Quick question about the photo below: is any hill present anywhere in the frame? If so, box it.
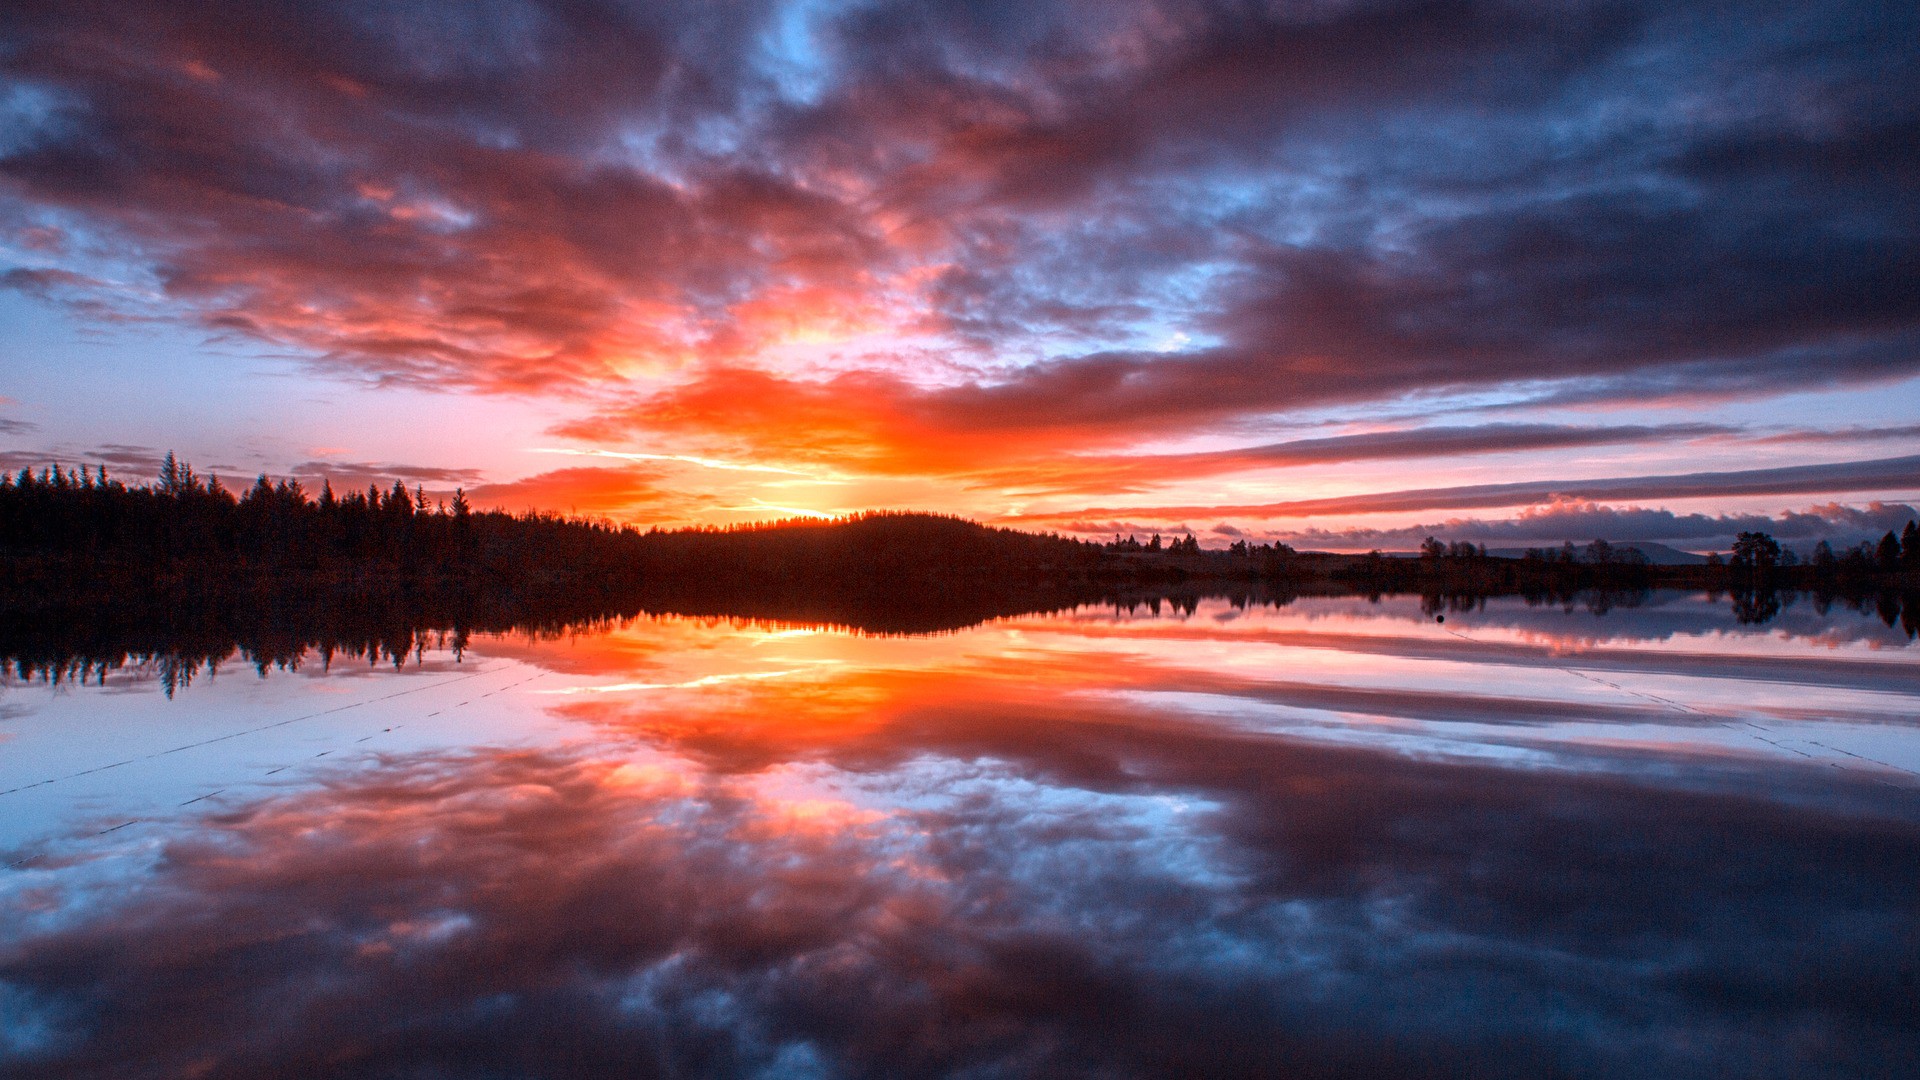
[1486,542,1709,566]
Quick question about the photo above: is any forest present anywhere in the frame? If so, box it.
[0,457,1189,638]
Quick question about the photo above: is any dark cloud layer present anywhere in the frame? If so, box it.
[0,443,169,476]
[976,421,1733,495]
[3,0,1916,457]
[0,447,492,493]
[1276,500,1920,552]
[284,459,485,492]
[1016,454,1920,523]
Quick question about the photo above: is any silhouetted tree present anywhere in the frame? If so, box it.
[1877,530,1901,571]
[1731,532,1781,580]
[1813,540,1837,573]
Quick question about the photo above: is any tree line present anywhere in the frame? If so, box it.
[0,455,653,606]
[5,456,1914,641]
[0,456,1167,634]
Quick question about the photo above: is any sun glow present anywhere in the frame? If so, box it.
[529,447,821,477]
[543,666,834,694]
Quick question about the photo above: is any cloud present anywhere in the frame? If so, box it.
[284,459,486,494]
[0,442,170,477]
[0,266,101,296]
[0,0,1912,464]
[1752,424,1920,445]
[972,422,1734,495]
[1007,454,1920,524]
[465,464,683,517]
[562,364,1736,482]
[1269,499,1920,552]
[1,0,884,391]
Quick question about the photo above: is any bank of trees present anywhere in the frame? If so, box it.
[0,456,652,606]
[1722,523,1920,585]
[0,457,1138,632]
[1809,523,1920,578]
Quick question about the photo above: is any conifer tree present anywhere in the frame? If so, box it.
[1877,530,1901,571]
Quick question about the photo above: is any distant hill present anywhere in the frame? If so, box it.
[1621,542,1712,565]
[1485,542,1709,565]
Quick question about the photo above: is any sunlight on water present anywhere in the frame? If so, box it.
[2,592,1917,1078]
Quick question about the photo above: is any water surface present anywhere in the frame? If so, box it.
[3,592,1917,1078]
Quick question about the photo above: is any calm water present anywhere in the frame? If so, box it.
[2,592,1917,1079]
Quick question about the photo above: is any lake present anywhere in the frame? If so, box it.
[2,590,1917,1078]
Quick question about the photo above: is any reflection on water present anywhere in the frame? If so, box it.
[2,593,1917,1078]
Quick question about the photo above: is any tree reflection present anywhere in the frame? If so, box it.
[1731,587,1783,625]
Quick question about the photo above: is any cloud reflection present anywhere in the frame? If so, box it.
[4,680,1917,1078]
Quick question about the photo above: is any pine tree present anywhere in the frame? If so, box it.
[1876,530,1901,571]
[1813,540,1836,571]
[160,452,182,496]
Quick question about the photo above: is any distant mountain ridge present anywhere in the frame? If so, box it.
[1326,542,1710,564]
[1486,542,1710,565]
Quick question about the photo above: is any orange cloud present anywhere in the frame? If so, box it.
[466,464,684,518]
[557,369,1739,496]
[552,368,1004,476]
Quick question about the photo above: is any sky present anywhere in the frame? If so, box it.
[0,0,1916,551]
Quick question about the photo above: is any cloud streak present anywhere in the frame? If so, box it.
[1270,500,1920,552]
[971,422,1734,495]
[1009,455,1920,524]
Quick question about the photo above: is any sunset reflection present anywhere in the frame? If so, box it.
[2,596,1917,1077]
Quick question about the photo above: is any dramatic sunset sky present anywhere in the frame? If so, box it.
[1,0,1915,551]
